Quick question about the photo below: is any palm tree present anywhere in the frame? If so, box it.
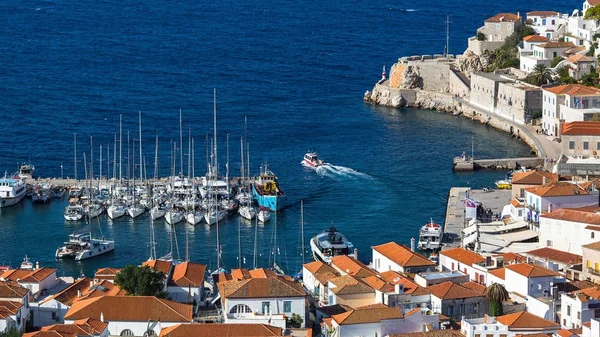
[486,282,509,316]
[526,64,553,86]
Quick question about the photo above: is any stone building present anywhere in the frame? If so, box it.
[468,13,522,55]
[496,82,542,124]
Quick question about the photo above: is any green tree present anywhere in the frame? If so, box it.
[550,56,563,68]
[286,313,304,329]
[476,31,486,41]
[2,327,22,337]
[114,265,167,297]
[486,283,509,316]
[585,5,600,20]
[525,64,553,86]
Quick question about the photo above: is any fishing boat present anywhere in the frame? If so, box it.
[302,152,324,168]
[0,173,27,208]
[251,166,286,212]
[18,164,35,180]
[64,204,84,221]
[310,227,354,264]
[20,255,34,270]
[417,219,443,251]
[31,183,52,204]
[52,187,66,198]
[55,232,114,261]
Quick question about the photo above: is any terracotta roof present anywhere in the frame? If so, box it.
[388,331,464,337]
[249,268,278,279]
[543,84,600,96]
[427,281,484,300]
[525,181,588,197]
[329,275,375,295]
[541,206,600,225]
[461,281,487,294]
[505,263,560,277]
[0,281,29,298]
[316,303,352,316]
[588,0,600,6]
[488,268,506,280]
[23,318,110,337]
[159,323,283,337]
[220,277,305,298]
[372,242,436,268]
[494,252,527,264]
[440,247,485,266]
[1,267,56,283]
[330,255,376,277]
[362,275,394,292]
[332,305,403,325]
[304,260,336,275]
[94,267,121,281]
[511,170,558,185]
[378,271,421,295]
[538,42,575,49]
[230,269,251,280]
[64,296,193,322]
[562,121,600,136]
[582,241,600,251]
[497,311,560,330]
[527,247,582,265]
[523,35,550,43]
[557,329,575,337]
[526,11,559,18]
[0,300,22,319]
[169,262,206,287]
[511,199,524,207]
[485,13,521,23]
[143,260,172,275]
[567,54,596,63]
[41,278,92,306]
[79,279,126,300]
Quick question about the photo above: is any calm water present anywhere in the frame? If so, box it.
[0,0,577,276]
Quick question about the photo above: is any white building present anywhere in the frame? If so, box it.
[542,84,600,137]
[439,247,487,283]
[371,242,436,274]
[503,263,564,297]
[166,262,206,306]
[561,286,600,329]
[219,277,306,329]
[0,267,58,297]
[302,261,340,307]
[461,311,560,337]
[526,11,566,39]
[0,301,26,333]
[64,296,192,337]
[582,317,600,337]
[520,42,574,74]
[539,206,600,255]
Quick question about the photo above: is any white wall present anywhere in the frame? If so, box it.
[526,295,554,321]
[372,250,404,273]
[439,255,482,282]
[539,216,600,255]
[167,285,201,304]
[67,319,183,337]
[224,297,305,328]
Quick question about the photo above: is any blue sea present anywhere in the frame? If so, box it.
[0,0,578,277]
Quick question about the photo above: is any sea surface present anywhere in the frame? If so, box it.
[0,0,578,277]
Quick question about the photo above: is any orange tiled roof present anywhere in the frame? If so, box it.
[249,268,278,279]
[557,329,575,337]
[567,54,596,63]
[78,279,126,301]
[527,11,559,18]
[427,281,484,300]
[25,318,109,337]
[159,323,283,337]
[231,268,251,280]
[330,255,376,277]
[562,121,600,136]
[94,267,121,281]
[494,252,527,264]
[332,305,403,325]
[362,275,394,292]
[372,242,436,268]
[0,281,29,298]
[538,42,575,49]
[488,268,506,280]
[169,262,206,287]
[143,260,172,275]
[511,170,558,185]
[511,199,524,207]
[526,247,582,265]
[497,311,559,330]
[388,331,464,337]
[220,277,305,298]
[541,206,600,225]
[525,181,588,197]
[505,263,560,277]
[64,296,193,322]
[485,13,521,22]
[440,247,485,266]
[378,271,421,295]
[1,267,56,283]
[41,278,93,306]
[329,275,375,295]
[0,301,23,319]
[582,241,600,251]
[543,84,600,96]
[523,35,550,43]
[461,281,487,294]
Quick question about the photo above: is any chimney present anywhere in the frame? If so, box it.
[77,289,82,298]
[100,312,104,322]
[548,203,552,213]
[354,248,358,261]
[35,261,39,270]
[90,281,93,288]
[543,176,547,185]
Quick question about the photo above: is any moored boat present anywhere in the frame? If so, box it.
[258,207,271,223]
[310,227,354,264]
[417,219,443,251]
[251,166,286,212]
[64,204,84,221]
[18,164,35,180]
[495,179,512,189]
[55,233,114,261]
[302,152,324,168]
[0,173,27,208]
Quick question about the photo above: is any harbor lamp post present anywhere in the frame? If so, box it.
[61,162,63,180]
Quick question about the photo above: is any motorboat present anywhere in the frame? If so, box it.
[495,180,512,189]
[0,173,27,208]
[18,164,35,180]
[20,255,34,270]
[31,183,52,204]
[302,152,324,168]
[64,204,84,221]
[310,227,354,264]
[258,207,271,223]
[68,184,84,198]
[417,219,443,251]
[55,233,114,261]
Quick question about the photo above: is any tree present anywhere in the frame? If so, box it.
[286,313,303,329]
[486,283,509,316]
[476,31,486,41]
[550,56,563,68]
[525,64,553,86]
[2,327,22,337]
[114,265,167,297]
[585,5,600,20]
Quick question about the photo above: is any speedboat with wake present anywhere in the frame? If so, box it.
[310,227,354,263]
[302,152,324,168]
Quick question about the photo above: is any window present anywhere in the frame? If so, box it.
[569,141,575,150]
[595,309,600,318]
[283,301,292,313]
[144,331,157,337]
[596,262,599,272]
[120,330,134,337]
[552,20,556,25]
[261,301,270,314]
[567,305,571,315]
[588,260,591,269]
[553,52,557,58]
[584,141,589,150]
[459,304,465,314]
[496,24,500,29]
[584,24,587,29]
[578,311,581,319]
[597,142,600,150]
[230,304,253,316]
[448,305,454,316]
[593,232,596,239]
[471,303,478,313]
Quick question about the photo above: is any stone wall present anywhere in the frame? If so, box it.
[467,38,503,56]
[448,69,470,98]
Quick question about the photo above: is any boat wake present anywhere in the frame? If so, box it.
[314,163,371,180]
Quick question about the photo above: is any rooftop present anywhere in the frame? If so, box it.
[169,262,206,287]
[142,259,172,275]
[505,263,560,278]
[330,255,376,278]
[543,84,600,96]
[440,247,485,266]
[523,35,550,43]
[497,311,560,330]
[219,277,305,299]
[511,170,558,185]
[427,281,484,300]
[541,205,600,225]
[331,305,403,325]
[159,323,283,337]
[562,121,600,136]
[372,242,436,268]
[526,247,582,265]
[485,13,521,23]
[538,42,576,49]
[526,11,559,18]
[525,181,588,197]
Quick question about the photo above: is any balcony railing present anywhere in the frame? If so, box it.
[588,267,600,276]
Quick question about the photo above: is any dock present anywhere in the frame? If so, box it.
[453,157,544,171]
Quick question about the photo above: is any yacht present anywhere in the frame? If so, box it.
[310,227,354,264]
[302,152,324,168]
[417,219,443,251]
[20,255,34,270]
[18,164,35,180]
[64,204,84,221]
[0,173,27,208]
[165,208,185,225]
[85,203,104,219]
[186,209,204,225]
[55,233,114,261]
[150,204,167,220]
[107,203,127,220]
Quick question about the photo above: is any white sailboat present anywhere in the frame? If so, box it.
[258,207,271,223]
[108,115,126,220]
[238,137,256,220]
[127,112,146,219]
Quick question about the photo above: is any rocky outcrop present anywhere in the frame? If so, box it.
[364,86,408,108]
[456,50,483,78]
[389,63,422,89]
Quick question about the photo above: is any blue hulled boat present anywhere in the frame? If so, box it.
[251,166,286,211]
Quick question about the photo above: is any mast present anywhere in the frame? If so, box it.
[192,138,195,179]
[99,144,102,191]
[154,133,159,181]
[214,88,221,270]
[253,211,258,269]
[226,133,230,194]
[119,114,122,183]
[238,217,242,269]
[113,133,117,182]
[301,200,305,265]
[127,131,130,184]
[179,109,183,176]
[139,112,143,186]
[74,133,77,180]
[445,14,452,57]
[90,136,93,187]
[188,127,191,179]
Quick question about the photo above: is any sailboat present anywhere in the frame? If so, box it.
[107,115,127,220]
[204,91,226,226]
[258,206,271,223]
[127,112,146,219]
[238,137,256,220]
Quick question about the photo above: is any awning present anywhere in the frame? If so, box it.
[496,230,539,243]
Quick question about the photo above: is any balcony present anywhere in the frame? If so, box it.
[588,267,600,276]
